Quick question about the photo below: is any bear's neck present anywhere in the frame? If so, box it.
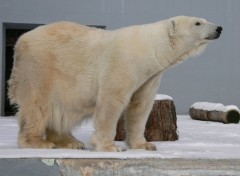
[153,34,206,70]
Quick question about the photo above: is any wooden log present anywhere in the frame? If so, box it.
[189,102,240,124]
[115,94,178,141]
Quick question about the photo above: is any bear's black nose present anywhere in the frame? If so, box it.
[216,26,223,33]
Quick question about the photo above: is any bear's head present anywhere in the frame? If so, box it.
[169,16,222,43]
[167,16,222,59]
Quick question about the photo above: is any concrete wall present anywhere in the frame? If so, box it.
[0,0,239,114]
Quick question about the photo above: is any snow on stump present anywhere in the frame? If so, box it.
[189,102,240,124]
[115,94,178,141]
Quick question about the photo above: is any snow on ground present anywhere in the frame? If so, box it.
[0,115,239,159]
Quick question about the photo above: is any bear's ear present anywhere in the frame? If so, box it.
[168,19,176,37]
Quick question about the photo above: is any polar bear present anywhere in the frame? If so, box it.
[8,16,222,151]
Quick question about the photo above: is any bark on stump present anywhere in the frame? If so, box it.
[115,99,178,141]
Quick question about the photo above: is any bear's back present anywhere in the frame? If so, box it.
[17,21,105,45]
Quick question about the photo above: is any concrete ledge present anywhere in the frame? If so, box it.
[1,158,240,176]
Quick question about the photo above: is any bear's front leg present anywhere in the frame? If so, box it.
[91,93,130,152]
[126,99,157,151]
[126,73,162,151]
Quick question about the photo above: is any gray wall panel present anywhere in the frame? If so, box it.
[0,0,239,114]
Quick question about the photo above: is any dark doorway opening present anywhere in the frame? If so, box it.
[2,23,42,116]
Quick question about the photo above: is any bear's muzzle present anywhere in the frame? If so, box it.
[206,26,223,40]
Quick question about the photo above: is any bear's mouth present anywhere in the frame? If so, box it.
[205,32,221,40]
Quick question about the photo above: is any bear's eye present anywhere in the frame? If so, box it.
[195,22,201,26]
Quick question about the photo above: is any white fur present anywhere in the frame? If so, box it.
[8,16,221,151]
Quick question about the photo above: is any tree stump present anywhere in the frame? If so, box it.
[189,102,240,124]
[115,94,178,141]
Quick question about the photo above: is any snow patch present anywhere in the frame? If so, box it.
[155,94,173,101]
[1,116,240,159]
[191,102,239,112]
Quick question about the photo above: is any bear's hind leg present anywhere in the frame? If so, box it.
[18,106,56,149]
[46,129,85,149]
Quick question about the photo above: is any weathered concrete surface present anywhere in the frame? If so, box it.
[56,158,240,176]
[1,158,240,176]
